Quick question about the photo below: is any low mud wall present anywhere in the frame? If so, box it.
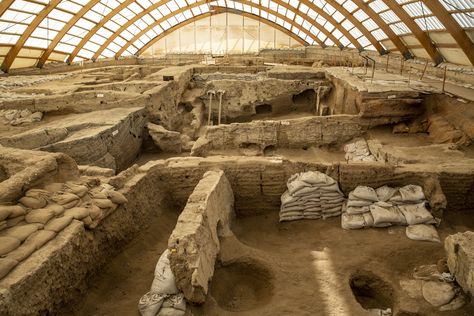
[0,163,172,315]
[168,170,234,303]
[191,115,371,156]
[116,156,473,215]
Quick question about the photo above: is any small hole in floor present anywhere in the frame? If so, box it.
[349,270,394,311]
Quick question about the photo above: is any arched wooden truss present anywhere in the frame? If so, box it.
[0,0,474,72]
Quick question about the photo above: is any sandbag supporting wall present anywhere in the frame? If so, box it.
[114,156,473,216]
[0,163,172,315]
[168,170,234,304]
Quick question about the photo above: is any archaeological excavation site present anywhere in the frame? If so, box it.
[1,1,474,316]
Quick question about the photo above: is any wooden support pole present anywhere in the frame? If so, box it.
[420,60,428,81]
[400,58,404,75]
[386,54,389,72]
[207,90,215,125]
[442,66,447,93]
[316,86,321,114]
[371,60,375,84]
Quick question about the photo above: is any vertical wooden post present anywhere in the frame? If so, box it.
[207,91,215,126]
[420,60,428,81]
[442,66,447,93]
[316,86,321,114]
[385,54,389,72]
[400,58,404,75]
[370,60,375,84]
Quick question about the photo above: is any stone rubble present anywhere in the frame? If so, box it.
[343,138,377,162]
[0,109,43,125]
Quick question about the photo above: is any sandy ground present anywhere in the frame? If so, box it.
[68,205,474,316]
[66,202,181,316]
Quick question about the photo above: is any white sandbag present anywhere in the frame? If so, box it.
[347,197,373,207]
[293,186,319,197]
[322,211,341,219]
[287,180,309,195]
[280,205,304,212]
[138,292,167,316]
[341,213,365,230]
[151,250,179,295]
[398,203,434,225]
[160,293,186,315]
[406,225,440,243]
[322,205,342,214]
[346,206,370,215]
[370,205,405,226]
[280,215,304,222]
[318,183,342,193]
[363,212,374,227]
[399,185,425,202]
[352,186,378,201]
[299,171,334,186]
[375,186,397,202]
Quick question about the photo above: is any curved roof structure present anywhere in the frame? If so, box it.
[0,0,473,72]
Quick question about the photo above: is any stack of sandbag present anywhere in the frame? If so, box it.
[341,185,440,241]
[138,250,186,316]
[280,171,345,222]
[344,138,376,162]
[0,179,129,280]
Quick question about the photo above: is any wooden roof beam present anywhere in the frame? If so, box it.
[352,0,412,59]
[1,0,61,73]
[381,0,443,65]
[422,0,474,65]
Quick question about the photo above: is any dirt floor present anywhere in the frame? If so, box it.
[66,205,474,316]
[65,202,181,316]
[194,210,474,316]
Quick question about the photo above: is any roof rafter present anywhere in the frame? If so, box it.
[421,0,474,65]
[324,0,385,54]
[137,6,306,55]
[351,0,412,59]
[115,1,324,57]
[381,0,443,65]
[37,0,102,68]
[94,0,360,61]
[1,0,61,72]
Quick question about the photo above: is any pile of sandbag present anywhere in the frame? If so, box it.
[341,185,440,241]
[0,109,43,125]
[280,171,345,222]
[344,138,376,162]
[0,179,128,280]
[138,250,186,316]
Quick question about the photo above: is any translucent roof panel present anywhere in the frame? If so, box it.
[0,0,473,70]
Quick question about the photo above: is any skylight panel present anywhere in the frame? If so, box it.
[453,13,474,28]
[121,29,135,40]
[84,10,104,23]
[276,16,285,26]
[106,42,121,52]
[379,10,400,24]
[368,0,388,13]
[339,37,350,46]
[277,5,286,16]
[199,3,210,12]
[299,3,309,13]
[0,34,20,44]
[0,22,26,34]
[302,20,312,31]
[372,29,387,40]
[113,36,127,46]
[104,20,121,32]
[269,1,278,12]
[343,0,358,13]
[160,20,171,30]
[415,16,444,31]
[39,19,65,31]
[76,18,95,30]
[24,37,49,48]
[62,33,82,45]
[332,28,343,39]
[56,42,75,53]
[1,10,35,24]
[92,3,112,16]
[295,15,303,25]
[307,8,317,20]
[135,19,149,30]
[353,9,369,21]
[288,0,298,8]
[31,27,58,39]
[150,10,163,20]
[128,2,143,14]
[90,34,106,45]
[268,13,277,22]
[97,27,113,38]
[10,0,44,14]
[251,7,259,15]
[358,36,370,47]
[349,27,362,38]
[158,4,171,16]
[389,22,410,35]
[56,1,82,13]
[191,7,201,15]
[316,32,326,41]
[142,14,154,25]
[325,38,334,46]
[341,19,354,30]
[167,1,179,12]
[403,1,432,17]
[362,18,377,31]
[332,11,345,23]
[286,10,295,20]
[78,49,94,59]
[324,3,336,15]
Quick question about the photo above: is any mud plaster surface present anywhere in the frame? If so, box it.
[66,203,180,316]
[194,210,474,316]
[67,208,474,316]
